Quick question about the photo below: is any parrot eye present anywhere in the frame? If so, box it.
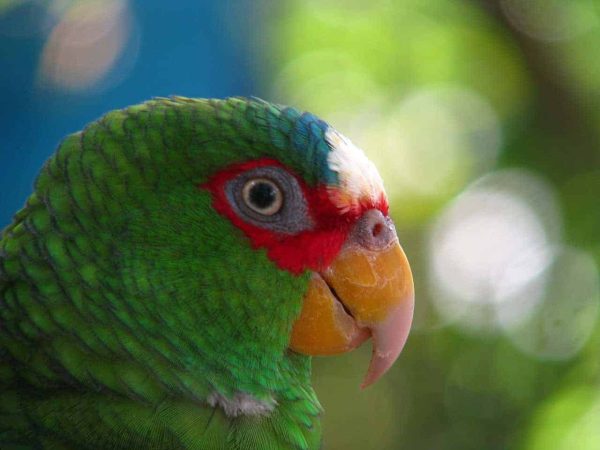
[225,165,313,234]
[242,178,283,216]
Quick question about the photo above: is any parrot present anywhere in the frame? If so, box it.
[0,97,414,449]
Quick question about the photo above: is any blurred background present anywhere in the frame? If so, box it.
[1,1,599,449]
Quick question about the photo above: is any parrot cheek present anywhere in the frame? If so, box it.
[289,237,415,388]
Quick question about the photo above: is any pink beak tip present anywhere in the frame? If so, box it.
[360,294,415,388]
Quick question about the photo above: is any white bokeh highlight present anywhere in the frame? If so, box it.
[38,0,138,92]
[429,169,561,332]
[429,168,600,360]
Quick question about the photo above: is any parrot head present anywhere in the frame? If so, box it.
[199,111,414,389]
[188,97,415,389]
[1,97,414,424]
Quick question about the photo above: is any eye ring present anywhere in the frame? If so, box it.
[241,178,283,216]
[224,165,313,233]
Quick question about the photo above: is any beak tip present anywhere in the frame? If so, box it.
[361,292,414,387]
[360,376,376,390]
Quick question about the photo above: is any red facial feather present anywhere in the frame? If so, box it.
[201,158,389,275]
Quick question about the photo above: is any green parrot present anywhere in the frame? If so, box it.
[0,97,414,449]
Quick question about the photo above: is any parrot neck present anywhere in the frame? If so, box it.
[205,352,319,417]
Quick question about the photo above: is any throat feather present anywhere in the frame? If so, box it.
[206,391,277,417]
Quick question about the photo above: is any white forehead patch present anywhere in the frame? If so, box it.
[325,127,387,213]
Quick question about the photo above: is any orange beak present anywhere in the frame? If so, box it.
[290,210,415,388]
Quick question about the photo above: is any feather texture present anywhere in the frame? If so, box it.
[1,98,333,449]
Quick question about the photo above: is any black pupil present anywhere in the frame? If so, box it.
[249,182,277,210]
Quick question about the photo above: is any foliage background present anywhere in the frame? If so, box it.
[1,1,599,449]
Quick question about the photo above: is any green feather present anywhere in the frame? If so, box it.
[0,98,327,449]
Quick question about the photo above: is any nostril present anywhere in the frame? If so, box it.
[372,222,383,238]
[351,209,397,251]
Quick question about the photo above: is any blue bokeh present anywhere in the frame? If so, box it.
[0,1,261,227]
